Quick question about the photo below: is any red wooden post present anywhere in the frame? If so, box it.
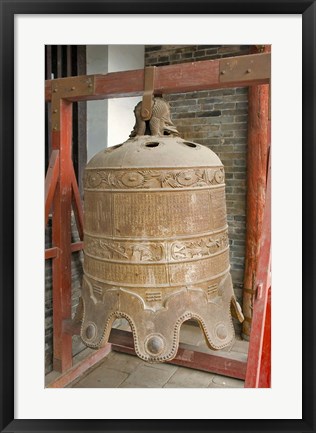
[258,287,271,388]
[242,46,271,339]
[257,119,272,388]
[244,155,271,388]
[51,96,74,372]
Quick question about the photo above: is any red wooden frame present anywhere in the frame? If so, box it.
[45,52,271,387]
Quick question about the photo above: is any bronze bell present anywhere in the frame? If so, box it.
[81,97,244,362]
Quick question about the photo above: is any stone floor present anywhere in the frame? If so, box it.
[66,322,248,389]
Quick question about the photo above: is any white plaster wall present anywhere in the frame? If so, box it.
[86,45,144,160]
[86,45,108,161]
[107,45,144,147]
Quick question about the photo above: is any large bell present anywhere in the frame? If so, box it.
[81,97,244,362]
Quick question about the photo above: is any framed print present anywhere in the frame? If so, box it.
[1,1,314,432]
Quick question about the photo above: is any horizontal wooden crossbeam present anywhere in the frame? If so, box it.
[45,242,83,261]
[45,52,271,102]
[110,329,247,380]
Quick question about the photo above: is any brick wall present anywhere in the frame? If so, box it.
[145,45,250,323]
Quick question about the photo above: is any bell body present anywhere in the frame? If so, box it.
[81,133,243,362]
[81,97,243,362]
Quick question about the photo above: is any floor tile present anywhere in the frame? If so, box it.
[73,367,128,388]
[208,374,244,388]
[99,351,143,374]
[163,368,214,388]
[119,364,176,388]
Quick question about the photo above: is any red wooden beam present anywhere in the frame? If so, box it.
[244,155,271,388]
[110,329,247,380]
[169,346,247,380]
[45,149,59,226]
[45,53,270,102]
[45,243,82,261]
[71,241,83,253]
[45,247,58,260]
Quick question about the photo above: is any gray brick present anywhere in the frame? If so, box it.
[214,103,236,110]
[170,98,197,107]
[181,52,193,59]
[234,159,246,166]
[218,45,242,54]
[235,94,248,101]
[205,47,221,55]
[235,114,248,122]
[234,172,246,180]
[198,97,222,104]
[194,50,207,58]
[236,102,248,109]
[236,87,248,94]
[234,130,248,139]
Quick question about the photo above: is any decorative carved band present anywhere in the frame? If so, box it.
[170,232,228,261]
[84,231,229,264]
[84,237,164,262]
[84,167,225,190]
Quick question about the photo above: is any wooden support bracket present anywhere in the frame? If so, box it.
[51,76,96,131]
[141,66,156,120]
[45,149,59,226]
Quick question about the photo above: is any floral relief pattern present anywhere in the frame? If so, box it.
[84,238,164,262]
[84,167,225,190]
[170,233,229,261]
[84,232,229,263]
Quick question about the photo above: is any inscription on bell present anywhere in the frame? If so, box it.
[84,192,112,234]
[113,190,213,237]
[210,188,227,229]
[84,256,168,286]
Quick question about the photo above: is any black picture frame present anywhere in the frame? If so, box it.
[0,1,314,432]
